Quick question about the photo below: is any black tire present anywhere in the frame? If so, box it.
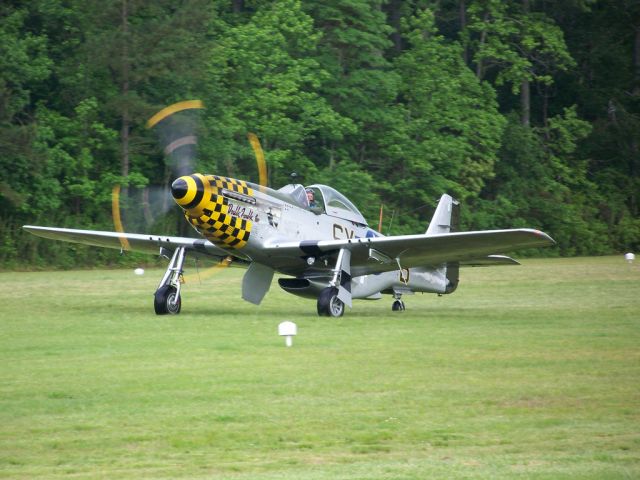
[317,287,344,317]
[392,300,405,312]
[154,285,181,315]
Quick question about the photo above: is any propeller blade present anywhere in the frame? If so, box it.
[111,185,131,250]
[148,100,205,179]
[183,255,233,283]
[146,100,204,129]
[247,132,268,188]
[112,100,206,234]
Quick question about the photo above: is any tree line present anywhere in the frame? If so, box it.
[1,0,638,267]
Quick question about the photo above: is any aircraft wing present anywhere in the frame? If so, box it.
[22,225,232,259]
[263,228,554,277]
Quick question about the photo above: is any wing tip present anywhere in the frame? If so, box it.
[22,225,44,234]
[529,229,556,246]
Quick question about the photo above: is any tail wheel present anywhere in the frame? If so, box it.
[317,287,344,317]
[154,285,181,315]
[392,299,405,312]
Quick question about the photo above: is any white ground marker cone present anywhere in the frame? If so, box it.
[278,321,297,347]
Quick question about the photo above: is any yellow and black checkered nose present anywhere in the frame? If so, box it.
[171,174,253,249]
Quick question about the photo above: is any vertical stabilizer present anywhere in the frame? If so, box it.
[426,194,459,235]
[426,195,461,294]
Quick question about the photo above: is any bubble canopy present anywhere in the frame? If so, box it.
[306,184,368,225]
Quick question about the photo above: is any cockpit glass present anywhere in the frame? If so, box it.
[277,184,308,208]
[277,183,367,225]
[306,184,367,225]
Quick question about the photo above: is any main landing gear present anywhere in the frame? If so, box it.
[317,287,345,317]
[316,248,351,318]
[154,247,186,315]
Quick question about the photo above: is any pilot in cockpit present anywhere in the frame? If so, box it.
[306,188,317,208]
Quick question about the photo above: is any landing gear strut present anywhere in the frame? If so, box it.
[316,248,351,317]
[154,247,186,315]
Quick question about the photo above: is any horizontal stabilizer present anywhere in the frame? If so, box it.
[460,255,520,267]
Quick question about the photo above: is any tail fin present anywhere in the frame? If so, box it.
[426,194,459,235]
[426,194,461,294]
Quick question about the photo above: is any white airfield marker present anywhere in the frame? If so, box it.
[278,321,297,347]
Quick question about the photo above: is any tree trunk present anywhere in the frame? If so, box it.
[329,141,335,171]
[633,25,640,96]
[232,0,244,14]
[541,84,549,128]
[460,0,468,64]
[389,0,402,54]
[631,140,638,216]
[632,25,640,215]
[475,11,489,79]
[521,79,530,126]
[121,0,130,179]
[520,0,530,126]
[121,114,129,178]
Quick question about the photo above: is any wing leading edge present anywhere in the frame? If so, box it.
[264,228,554,276]
[22,225,231,259]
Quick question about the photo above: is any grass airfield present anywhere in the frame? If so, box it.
[1,256,639,479]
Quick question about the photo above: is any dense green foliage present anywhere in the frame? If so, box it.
[1,0,638,266]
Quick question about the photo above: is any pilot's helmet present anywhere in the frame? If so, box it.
[306,188,314,199]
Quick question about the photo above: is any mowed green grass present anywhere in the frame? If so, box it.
[1,256,639,479]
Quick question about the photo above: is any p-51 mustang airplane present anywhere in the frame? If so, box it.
[24,173,555,317]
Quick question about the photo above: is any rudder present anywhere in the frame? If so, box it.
[426,194,460,295]
[426,194,459,235]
